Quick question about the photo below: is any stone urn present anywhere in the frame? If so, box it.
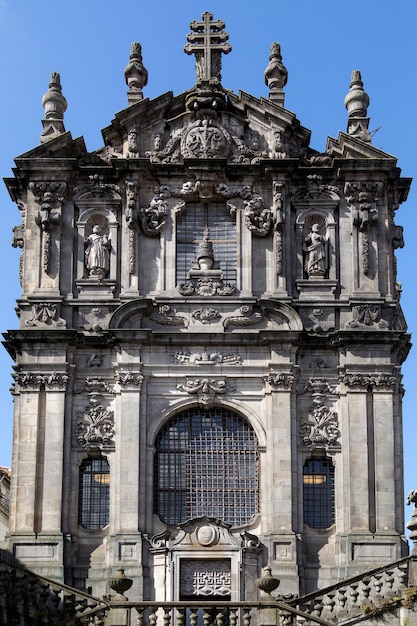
[110,567,133,600]
[256,565,280,599]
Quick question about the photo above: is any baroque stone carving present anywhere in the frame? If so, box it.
[192,307,221,324]
[139,192,168,236]
[292,174,340,201]
[30,181,67,274]
[77,403,115,448]
[73,174,121,200]
[177,378,234,409]
[26,302,66,328]
[300,405,340,448]
[223,305,263,329]
[84,225,112,280]
[178,278,235,297]
[78,376,115,396]
[116,371,144,389]
[244,195,273,236]
[300,376,340,448]
[125,181,138,273]
[347,304,389,329]
[273,181,285,275]
[149,305,188,327]
[342,373,398,392]
[303,308,334,333]
[173,351,242,365]
[303,377,336,398]
[14,371,68,391]
[303,223,327,277]
[345,181,382,276]
[266,372,295,391]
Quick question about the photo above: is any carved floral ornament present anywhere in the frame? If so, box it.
[177,377,234,409]
[13,371,68,391]
[341,373,398,392]
[116,371,144,390]
[77,403,115,449]
[299,376,340,449]
[266,372,295,391]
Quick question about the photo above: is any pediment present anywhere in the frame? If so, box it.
[326,131,397,161]
[14,132,87,160]
[99,87,312,164]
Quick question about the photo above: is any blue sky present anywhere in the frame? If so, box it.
[0,1,416,530]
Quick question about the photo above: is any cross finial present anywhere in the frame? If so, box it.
[184,12,231,85]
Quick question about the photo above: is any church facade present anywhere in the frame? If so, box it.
[3,12,412,604]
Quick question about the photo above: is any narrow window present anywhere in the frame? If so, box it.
[78,456,110,530]
[303,457,335,529]
[176,203,237,284]
[154,408,259,527]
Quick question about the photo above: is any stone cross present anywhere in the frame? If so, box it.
[184,12,231,84]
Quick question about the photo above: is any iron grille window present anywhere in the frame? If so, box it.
[154,408,259,527]
[303,457,335,529]
[78,456,110,530]
[176,203,237,284]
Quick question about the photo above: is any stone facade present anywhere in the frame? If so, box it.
[3,12,411,604]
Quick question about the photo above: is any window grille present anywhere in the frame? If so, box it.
[303,457,335,529]
[78,456,110,530]
[154,408,259,527]
[176,203,237,284]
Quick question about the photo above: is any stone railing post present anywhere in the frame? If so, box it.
[105,568,133,626]
[256,565,280,626]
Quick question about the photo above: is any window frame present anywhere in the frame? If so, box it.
[78,455,110,531]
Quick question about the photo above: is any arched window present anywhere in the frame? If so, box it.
[78,456,110,530]
[176,202,237,284]
[303,457,335,529]
[154,408,259,527]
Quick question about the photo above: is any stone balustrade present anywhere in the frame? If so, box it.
[0,551,415,625]
[286,556,414,623]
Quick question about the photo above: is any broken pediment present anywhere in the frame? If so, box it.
[150,516,260,551]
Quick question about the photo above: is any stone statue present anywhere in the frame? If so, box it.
[85,225,111,278]
[304,224,327,277]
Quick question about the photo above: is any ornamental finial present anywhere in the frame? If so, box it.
[264,42,288,106]
[40,72,67,143]
[344,69,371,142]
[124,42,148,105]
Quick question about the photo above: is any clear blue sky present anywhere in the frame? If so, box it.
[0,1,416,530]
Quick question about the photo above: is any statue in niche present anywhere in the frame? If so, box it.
[85,225,111,279]
[304,223,327,277]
